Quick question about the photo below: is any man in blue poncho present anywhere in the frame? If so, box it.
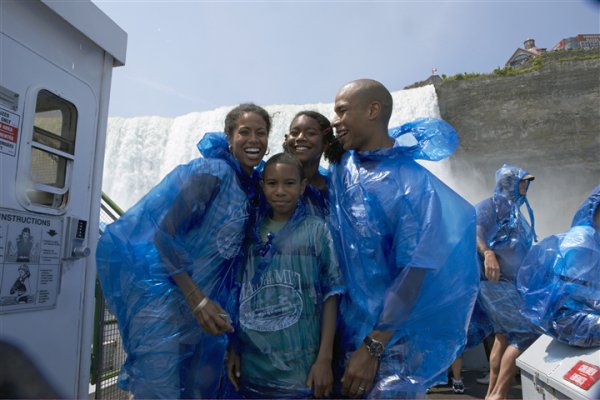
[518,184,600,348]
[476,164,539,400]
[328,79,479,398]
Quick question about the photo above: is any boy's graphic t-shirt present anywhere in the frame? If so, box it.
[237,214,344,394]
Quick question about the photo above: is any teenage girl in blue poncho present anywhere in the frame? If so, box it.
[283,110,344,216]
[226,153,344,398]
[96,104,271,399]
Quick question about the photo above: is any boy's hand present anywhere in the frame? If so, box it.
[307,356,333,398]
[227,347,241,391]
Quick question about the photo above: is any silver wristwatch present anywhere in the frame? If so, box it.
[363,335,384,359]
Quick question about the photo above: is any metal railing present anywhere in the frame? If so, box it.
[91,192,128,400]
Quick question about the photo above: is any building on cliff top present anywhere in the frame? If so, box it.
[506,38,546,68]
[506,34,600,68]
[552,34,600,50]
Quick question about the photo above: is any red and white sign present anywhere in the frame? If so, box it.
[564,360,600,390]
[0,107,20,157]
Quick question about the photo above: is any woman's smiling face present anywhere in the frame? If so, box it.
[228,112,269,174]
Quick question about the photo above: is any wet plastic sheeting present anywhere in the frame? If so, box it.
[96,135,255,398]
[518,185,600,348]
[329,118,479,397]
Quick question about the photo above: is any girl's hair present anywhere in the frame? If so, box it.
[264,152,305,181]
[284,110,345,163]
[224,103,272,137]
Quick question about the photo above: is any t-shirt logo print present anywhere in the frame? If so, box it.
[239,269,303,332]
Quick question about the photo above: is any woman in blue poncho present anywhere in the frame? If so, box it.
[96,103,272,399]
[476,164,539,400]
[283,110,344,216]
[518,185,600,348]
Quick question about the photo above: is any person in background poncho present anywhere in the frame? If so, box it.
[476,164,539,400]
[518,184,600,348]
[328,79,479,399]
[96,104,271,399]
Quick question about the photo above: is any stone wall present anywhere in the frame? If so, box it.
[432,54,599,236]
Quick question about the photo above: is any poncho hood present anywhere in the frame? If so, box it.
[571,184,600,228]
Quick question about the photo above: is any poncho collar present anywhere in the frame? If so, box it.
[348,117,460,163]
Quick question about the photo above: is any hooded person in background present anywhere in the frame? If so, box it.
[518,184,600,348]
[476,164,539,400]
[328,79,479,399]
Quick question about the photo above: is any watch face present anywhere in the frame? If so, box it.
[369,340,384,357]
[364,336,384,358]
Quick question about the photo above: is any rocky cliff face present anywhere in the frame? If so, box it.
[432,52,599,236]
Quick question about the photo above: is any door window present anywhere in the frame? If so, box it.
[24,90,77,210]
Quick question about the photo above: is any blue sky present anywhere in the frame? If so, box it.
[93,0,600,118]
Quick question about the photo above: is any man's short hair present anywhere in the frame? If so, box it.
[349,79,393,124]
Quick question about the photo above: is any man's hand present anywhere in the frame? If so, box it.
[307,356,333,398]
[226,347,241,391]
[341,346,379,398]
[484,250,500,282]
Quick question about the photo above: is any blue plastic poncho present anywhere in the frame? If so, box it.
[303,184,329,218]
[476,164,537,281]
[476,164,539,348]
[465,299,494,350]
[329,118,479,398]
[227,201,344,398]
[518,185,600,347]
[96,133,260,398]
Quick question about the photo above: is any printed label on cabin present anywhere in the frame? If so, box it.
[0,208,62,313]
[0,107,20,157]
[564,361,600,390]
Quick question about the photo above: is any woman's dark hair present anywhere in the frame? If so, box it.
[224,103,272,137]
[263,152,305,181]
[284,110,345,163]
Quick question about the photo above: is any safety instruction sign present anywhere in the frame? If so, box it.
[564,361,600,390]
[0,208,62,313]
[0,107,20,157]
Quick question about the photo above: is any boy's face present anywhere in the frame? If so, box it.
[262,163,306,221]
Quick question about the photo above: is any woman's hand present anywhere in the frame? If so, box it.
[307,356,334,398]
[172,273,233,335]
[192,298,234,335]
[227,346,241,391]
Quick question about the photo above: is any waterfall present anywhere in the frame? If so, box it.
[103,85,445,210]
